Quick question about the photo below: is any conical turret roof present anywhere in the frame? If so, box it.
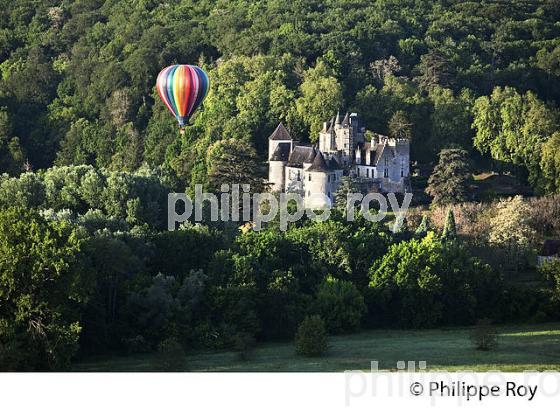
[269,123,292,141]
[307,151,330,172]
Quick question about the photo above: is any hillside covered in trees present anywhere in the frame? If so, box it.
[2,1,560,371]
[1,0,560,192]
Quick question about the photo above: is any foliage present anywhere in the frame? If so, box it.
[426,149,472,206]
[442,208,457,239]
[334,176,361,211]
[473,87,559,193]
[206,138,264,192]
[540,259,560,298]
[294,315,328,357]
[315,277,366,334]
[541,132,560,193]
[0,207,84,370]
[156,337,186,371]
[388,110,412,140]
[414,215,429,237]
[369,232,501,327]
[470,318,498,351]
[233,332,257,361]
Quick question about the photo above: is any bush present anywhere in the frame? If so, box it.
[233,332,257,361]
[315,278,366,334]
[294,315,328,357]
[156,338,186,371]
[470,318,498,351]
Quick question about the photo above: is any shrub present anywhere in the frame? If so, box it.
[470,318,498,351]
[156,338,186,371]
[233,332,257,361]
[294,315,328,357]
[369,232,502,328]
[315,278,366,334]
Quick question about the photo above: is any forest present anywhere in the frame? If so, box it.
[1,0,560,370]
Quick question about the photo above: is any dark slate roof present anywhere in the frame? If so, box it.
[335,112,341,124]
[541,240,560,257]
[328,156,342,170]
[374,144,386,165]
[342,112,350,126]
[269,123,292,141]
[307,151,330,172]
[327,116,335,132]
[304,146,317,163]
[270,142,290,162]
[287,145,315,167]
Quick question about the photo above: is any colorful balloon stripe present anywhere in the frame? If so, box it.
[156,64,210,127]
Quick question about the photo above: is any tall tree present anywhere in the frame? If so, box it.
[206,138,264,192]
[473,87,559,192]
[442,208,457,239]
[0,208,84,370]
[426,149,472,206]
[388,110,413,140]
[541,132,560,193]
[296,60,343,141]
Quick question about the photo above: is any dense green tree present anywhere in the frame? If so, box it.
[296,60,343,141]
[426,149,472,206]
[206,138,264,192]
[473,87,559,192]
[540,132,560,193]
[314,277,366,334]
[333,176,361,211]
[415,215,429,237]
[442,208,457,239]
[388,110,413,140]
[0,107,23,174]
[369,232,500,327]
[0,208,85,370]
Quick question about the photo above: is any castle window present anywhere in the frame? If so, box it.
[366,168,369,178]
[357,168,360,177]
[384,167,389,178]
[307,191,310,197]
[308,174,311,181]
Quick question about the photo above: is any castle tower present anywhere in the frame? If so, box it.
[304,151,332,208]
[268,123,292,191]
[318,117,336,153]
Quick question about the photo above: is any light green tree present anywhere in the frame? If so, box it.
[296,60,343,141]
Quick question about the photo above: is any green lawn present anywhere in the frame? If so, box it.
[73,322,560,372]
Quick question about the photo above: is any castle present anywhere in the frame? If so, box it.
[268,112,410,206]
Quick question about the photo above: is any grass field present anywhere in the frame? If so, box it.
[73,322,560,372]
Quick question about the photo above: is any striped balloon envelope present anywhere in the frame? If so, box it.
[156,65,210,129]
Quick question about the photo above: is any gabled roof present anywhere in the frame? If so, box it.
[374,144,386,165]
[270,142,290,161]
[269,123,292,141]
[307,151,330,172]
[287,145,315,168]
[304,146,317,163]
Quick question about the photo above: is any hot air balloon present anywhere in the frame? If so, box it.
[156,64,210,132]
